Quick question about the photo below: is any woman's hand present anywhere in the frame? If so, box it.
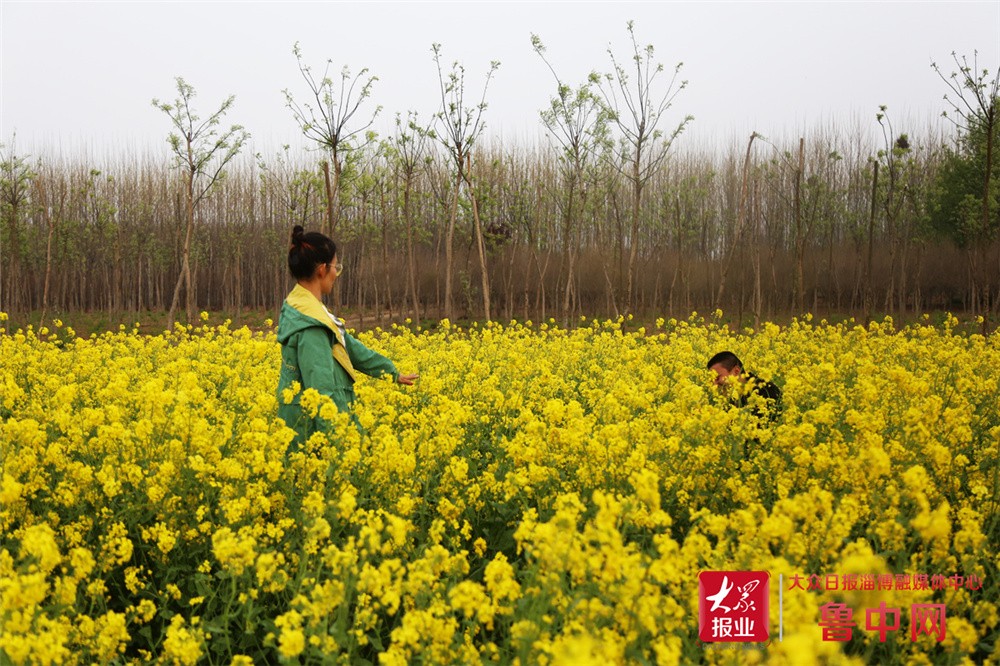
[397,373,419,386]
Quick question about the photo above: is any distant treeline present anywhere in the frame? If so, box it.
[0,122,997,326]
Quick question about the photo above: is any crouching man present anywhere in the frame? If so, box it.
[707,350,782,423]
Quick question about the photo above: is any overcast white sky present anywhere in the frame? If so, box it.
[1,1,998,157]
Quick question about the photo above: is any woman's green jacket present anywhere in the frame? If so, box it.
[276,284,397,449]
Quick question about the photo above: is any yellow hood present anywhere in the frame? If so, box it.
[284,284,357,382]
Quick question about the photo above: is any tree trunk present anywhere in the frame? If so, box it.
[794,137,805,312]
[504,245,517,321]
[381,189,393,322]
[322,160,334,238]
[979,108,995,320]
[752,179,762,328]
[168,169,195,330]
[404,175,420,321]
[716,133,756,308]
[465,168,491,321]
[864,161,878,322]
[626,158,641,312]
[445,171,459,321]
[37,177,64,327]
[561,174,577,326]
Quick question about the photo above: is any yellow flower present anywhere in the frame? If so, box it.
[20,523,62,572]
[135,598,157,623]
[255,551,289,593]
[94,611,129,661]
[274,610,306,658]
[282,380,301,404]
[163,616,204,666]
[211,527,257,576]
[0,313,997,663]
[0,473,23,504]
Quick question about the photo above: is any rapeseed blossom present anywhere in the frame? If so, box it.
[0,313,997,663]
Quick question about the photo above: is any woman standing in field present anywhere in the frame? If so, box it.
[277,225,417,450]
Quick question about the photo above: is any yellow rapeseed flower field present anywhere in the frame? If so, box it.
[1,313,997,664]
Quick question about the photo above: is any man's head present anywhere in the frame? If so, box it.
[707,351,743,389]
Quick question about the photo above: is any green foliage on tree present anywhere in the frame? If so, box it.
[431,43,500,320]
[596,20,693,311]
[931,128,999,247]
[0,136,37,312]
[929,52,999,315]
[929,53,1000,247]
[531,33,610,323]
[152,77,249,328]
[284,42,381,238]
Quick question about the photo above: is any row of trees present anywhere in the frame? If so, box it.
[1,35,997,328]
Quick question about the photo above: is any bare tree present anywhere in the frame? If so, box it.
[389,111,432,321]
[6,108,998,324]
[284,42,380,239]
[714,133,757,310]
[257,144,325,230]
[874,106,915,313]
[152,77,248,329]
[531,34,609,325]
[34,165,68,326]
[432,43,500,320]
[597,20,692,312]
[0,137,36,313]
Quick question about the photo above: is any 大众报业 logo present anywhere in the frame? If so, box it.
[699,571,770,642]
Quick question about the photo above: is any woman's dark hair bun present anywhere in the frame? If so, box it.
[287,226,337,280]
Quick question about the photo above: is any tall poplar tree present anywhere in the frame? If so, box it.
[389,111,432,321]
[597,21,692,312]
[0,137,36,313]
[432,43,500,320]
[531,34,609,324]
[284,42,380,239]
[152,77,248,328]
[931,51,999,317]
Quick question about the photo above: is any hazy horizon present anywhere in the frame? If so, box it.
[2,1,998,158]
